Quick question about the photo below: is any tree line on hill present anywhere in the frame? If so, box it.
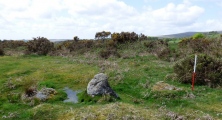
[0,31,154,56]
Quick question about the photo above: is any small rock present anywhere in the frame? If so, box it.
[40,87,57,96]
[197,114,213,120]
[176,116,184,120]
[166,111,184,120]
[21,87,57,102]
[186,93,196,99]
[35,92,48,101]
[35,88,57,101]
[166,111,177,119]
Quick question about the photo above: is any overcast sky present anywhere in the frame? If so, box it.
[0,0,222,40]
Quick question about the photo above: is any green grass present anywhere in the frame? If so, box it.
[168,39,181,51]
[0,41,222,119]
[0,55,100,119]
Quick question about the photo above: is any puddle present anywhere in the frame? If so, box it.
[63,87,80,103]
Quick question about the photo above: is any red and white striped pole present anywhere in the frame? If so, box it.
[192,54,197,91]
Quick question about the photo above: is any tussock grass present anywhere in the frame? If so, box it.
[57,102,161,120]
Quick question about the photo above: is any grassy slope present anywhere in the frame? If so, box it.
[0,41,222,119]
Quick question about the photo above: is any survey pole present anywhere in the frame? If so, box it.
[192,55,197,91]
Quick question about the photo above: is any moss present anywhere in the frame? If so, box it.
[77,90,119,103]
[46,89,67,102]
[149,90,187,99]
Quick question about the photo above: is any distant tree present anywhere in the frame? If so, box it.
[209,31,219,35]
[95,31,111,42]
[73,36,79,42]
[139,33,147,41]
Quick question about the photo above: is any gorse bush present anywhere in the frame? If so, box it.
[144,40,171,61]
[192,33,205,39]
[0,42,4,56]
[0,47,4,56]
[99,48,121,59]
[174,54,222,88]
[179,38,212,53]
[57,40,94,52]
[144,40,168,51]
[111,32,138,44]
[27,37,54,55]
[0,40,27,49]
[0,40,26,56]
[178,34,222,58]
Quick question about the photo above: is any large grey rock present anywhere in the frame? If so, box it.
[87,73,118,98]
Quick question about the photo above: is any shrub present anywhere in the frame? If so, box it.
[179,38,211,53]
[174,54,222,88]
[27,37,54,55]
[99,48,121,59]
[144,40,156,49]
[192,33,205,39]
[144,40,171,60]
[144,40,168,51]
[73,36,79,42]
[64,40,94,52]
[82,40,94,48]
[178,35,222,58]
[155,47,171,61]
[107,40,117,48]
[138,33,147,41]
[0,47,4,56]
[111,32,138,44]
[0,40,27,49]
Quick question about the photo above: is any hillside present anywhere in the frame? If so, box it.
[159,31,222,38]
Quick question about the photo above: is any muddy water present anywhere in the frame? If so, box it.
[63,87,80,103]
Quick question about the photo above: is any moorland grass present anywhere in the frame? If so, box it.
[0,40,222,119]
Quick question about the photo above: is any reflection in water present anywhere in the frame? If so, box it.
[63,87,80,103]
